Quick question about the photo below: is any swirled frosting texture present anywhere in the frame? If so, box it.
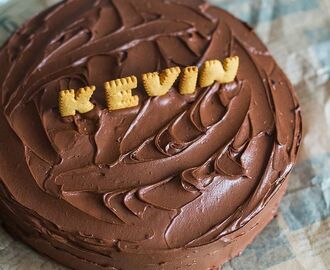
[0,0,301,269]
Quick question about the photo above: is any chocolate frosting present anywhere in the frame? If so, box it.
[0,0,302,269]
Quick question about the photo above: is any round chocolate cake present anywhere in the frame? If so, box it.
[0,0,301,269]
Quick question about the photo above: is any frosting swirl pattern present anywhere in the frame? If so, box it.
[0,0,302,269]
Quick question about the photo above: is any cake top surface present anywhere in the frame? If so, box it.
[0,0,301,257]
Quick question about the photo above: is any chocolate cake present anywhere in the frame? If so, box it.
[0,0,302,269]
